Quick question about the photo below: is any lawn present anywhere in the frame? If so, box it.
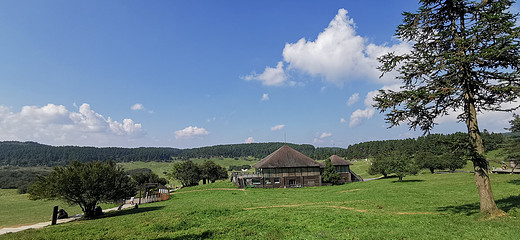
[0,189,117,228]
[2,172,520,239]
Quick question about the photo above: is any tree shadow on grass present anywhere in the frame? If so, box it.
[391,180,425,183]
[153,230,214,240]
[99,206,165,219]
[437,195,520,216]
[509,179,520,185]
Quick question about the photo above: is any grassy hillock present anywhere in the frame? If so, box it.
[2,172,519,239]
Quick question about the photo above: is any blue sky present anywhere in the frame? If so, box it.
[0,0,518,148]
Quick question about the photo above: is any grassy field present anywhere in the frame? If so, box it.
[2,172,519,239]
[0,189,117,228]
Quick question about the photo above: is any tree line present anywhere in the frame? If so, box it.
[0,142,315,167]
[0,132,505,167]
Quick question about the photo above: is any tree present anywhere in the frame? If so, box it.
[130,171,168,186]
[375,0,519,215]
[168,160,201,187]
[199,160,228,184]
[28,161,136,218]
[322,158,339,184]
[368,154,394,177]
[391,153,418,182]
[371,152,417,181]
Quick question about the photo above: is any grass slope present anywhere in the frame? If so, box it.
[0,189,118,229]
[0,190,87,228]
[2,173,520,239]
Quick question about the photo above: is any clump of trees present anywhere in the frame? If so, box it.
[505,114,520,173]
[128,168,168,186]
[414,133,468,173]
[168,160,228,187]
[28,161,136,218]
[369,152,418,181]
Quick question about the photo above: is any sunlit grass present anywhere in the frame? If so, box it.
[3,173,520,239]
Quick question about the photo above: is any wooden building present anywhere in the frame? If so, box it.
[231,145,362,188]
[234,145,321,188]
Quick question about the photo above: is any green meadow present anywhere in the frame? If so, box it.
[0,189,116,229]
[2,172,519,239]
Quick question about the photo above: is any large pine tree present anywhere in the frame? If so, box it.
[375,0,520,215]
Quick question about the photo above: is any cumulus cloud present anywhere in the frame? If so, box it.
[245,137,254,144]
[131,103,144,111]
[0,103,143,146]
[244,62,288,86]
[347,93,360,106]
[349,87,401,127]
[270,124,286,131]
[174,126,209,139]
[349,108,375,127]
[245,8,410,87]
[280,9,412,86]
[261,93,270,102]
[340,118,346,123]
[320,132,332,138]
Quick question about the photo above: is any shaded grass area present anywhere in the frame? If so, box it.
[3,173,520,239]
[0,189,117,228]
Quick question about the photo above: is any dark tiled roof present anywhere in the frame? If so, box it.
[319,155,354,167]
[253,145,319,168]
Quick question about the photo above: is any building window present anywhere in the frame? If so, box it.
[252,179,261,185]
[274,178,280,184]
[289,179,296,185]
[265,179,272,184]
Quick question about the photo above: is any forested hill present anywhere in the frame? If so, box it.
[0,131,505,167]
[0,141,317,167]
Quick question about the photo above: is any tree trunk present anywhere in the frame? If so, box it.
[465,95,505,216]
[84,203,97,218]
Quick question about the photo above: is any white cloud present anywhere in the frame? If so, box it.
[313,138,324,143]
[245,9,410,87]
[282,8,411,85]
[131,103,144,111]
[261,93,270,101]
[349,108,375,127]
[131,103,153,113]
[0,103,143,146]
[174,126,209,139]
[270,124,286,131]
[244,62,288,86]
[349,86,401,127]
[245,137,254,144]
[206,117,216,123]
[320,132,332,138]
[340,118,346,123]
[347,93,360,106]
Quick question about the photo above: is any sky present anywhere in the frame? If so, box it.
[0,0,519,149]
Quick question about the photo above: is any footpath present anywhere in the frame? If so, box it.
[0,204,134,235]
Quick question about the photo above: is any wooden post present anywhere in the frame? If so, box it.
[51,206,58,225]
